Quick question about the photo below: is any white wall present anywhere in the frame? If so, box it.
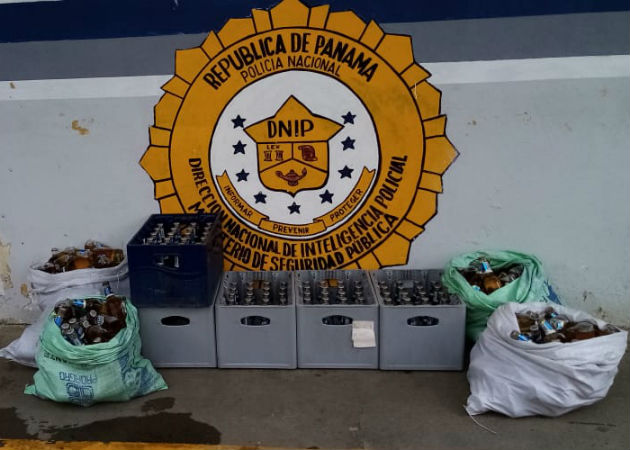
[411,75,630,325]
[1,58,629,325]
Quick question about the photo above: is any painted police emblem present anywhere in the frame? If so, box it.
[140,0,458,271]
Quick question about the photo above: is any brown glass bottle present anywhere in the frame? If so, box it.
[482,274,501,293]
[85,324,109,344]
[516,313,535,332]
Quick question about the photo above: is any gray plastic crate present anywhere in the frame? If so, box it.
[138,305,217,368]
[370,269,466,370]
[295,270,378,369]
[215,271,296,369]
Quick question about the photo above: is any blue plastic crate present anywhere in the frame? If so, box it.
[127,214,222,308]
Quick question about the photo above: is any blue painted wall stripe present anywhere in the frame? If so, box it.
[0,0,628,43]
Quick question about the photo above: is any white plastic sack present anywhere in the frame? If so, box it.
[0,259,129,367]
[466,302,627,418]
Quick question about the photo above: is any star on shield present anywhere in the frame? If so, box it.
[236,169,249,182]
[231,115,246,128]
[341,111,356,124]
[319,190,334,204]
[341,137,355,150]
[288,202,301,214]
[338,166,353,179]
[254,192,267,204]
[233,140,246,154]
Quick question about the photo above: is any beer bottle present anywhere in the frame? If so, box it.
[529,323,542,343]
[482,274,502,294]
[62,327,82,346]
[539,319,557,336]
[565,322,596,341]
[102,315,124,339]
[597,324,619,336]
[92,248,124,268]
[516,313,535,332]
[52,249,75,273]
[85,324,109,344]
[471,257,502,293]
[72,249,92,270]
[543,306,559,319]
[510,330,531,341]
[54,300,74,320]
[103,294,127,327]
[84,240,108,250]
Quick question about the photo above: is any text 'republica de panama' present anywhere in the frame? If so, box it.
[203,32,379,88]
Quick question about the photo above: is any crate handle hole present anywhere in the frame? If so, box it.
[153,254,180,269]
[240,316,271,326]
[407,316,439,327]
[161,316,190,326]
[322,315,353,326]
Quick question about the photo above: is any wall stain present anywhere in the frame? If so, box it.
[9,82,15,89]
[20,284,29,298]
[45,412,221,444]
[596,306,609,321]
[0,240,13,290]
[141,396,175,413]
[71,120,89,135]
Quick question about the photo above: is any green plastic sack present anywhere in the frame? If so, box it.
[442,250,554,342]
[25,297,167,406]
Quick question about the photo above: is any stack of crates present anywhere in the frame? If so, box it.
[127,214,222,367]
[370,269,466,370]
[295,270,379,368]
[215,271,296,368]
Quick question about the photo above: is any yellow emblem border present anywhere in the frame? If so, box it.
[140,0,458,271]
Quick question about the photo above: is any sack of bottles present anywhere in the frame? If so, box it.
[0,244,129,368]
[511,306,620,344]
[466,302,627,417]
[37,240,124,273]
[442,250,559,341]
[52,283,127,346]
[458,258,524,295]
[25,288,167,406]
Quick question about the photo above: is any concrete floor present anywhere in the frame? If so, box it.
[0,324,628,450]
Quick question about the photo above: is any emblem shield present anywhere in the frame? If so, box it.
[245,96,342,196]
